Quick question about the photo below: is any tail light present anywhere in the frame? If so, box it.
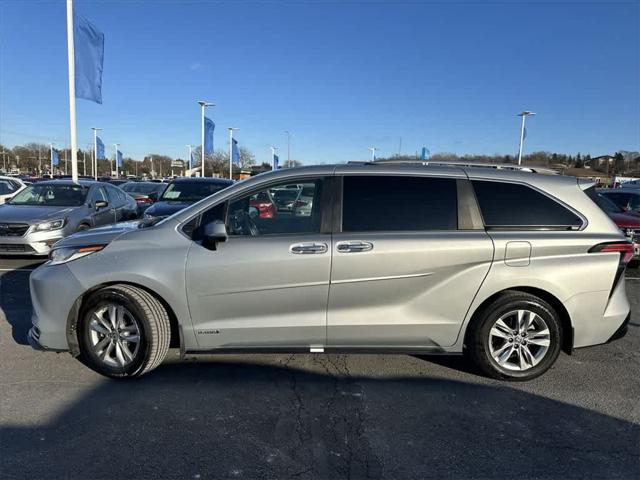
[136,196,153,204]
[294,200,308,207]
[589,242,635,265]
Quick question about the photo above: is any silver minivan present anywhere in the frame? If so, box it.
[28,164,632,380]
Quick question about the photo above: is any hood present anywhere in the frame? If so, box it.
[144,200,191,217]
[0,204,77,223]
[53,220,143,249]
[609,212,640,229]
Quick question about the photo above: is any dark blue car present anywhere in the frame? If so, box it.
[143,177,234,219]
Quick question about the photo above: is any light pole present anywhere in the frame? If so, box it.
[91,127,102,180]
[49,143,55,176]
[517,111,535,165]
[198,100,214,177]
[113,143,120,178]
[271,146,278,170]
[369,147,378,161]
[228,127,239,180]
[186,144,194,175]
[283,130,291,166]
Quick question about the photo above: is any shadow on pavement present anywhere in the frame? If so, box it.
[1,358,638,479]
[0,264,39,345]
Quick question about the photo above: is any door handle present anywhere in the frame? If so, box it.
[336,241,374,253]
[290,242,328,254]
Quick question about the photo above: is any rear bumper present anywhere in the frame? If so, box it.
[566,275,631,348]
[607,313,631,343]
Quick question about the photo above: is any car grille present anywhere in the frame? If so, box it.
[0,244,35,253]
[0,223,30,237]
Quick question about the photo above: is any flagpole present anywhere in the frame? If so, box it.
[91,127,101,179]
[113,143,119,178]
[198,100,214,177]
[228,127,239,180]
[186,145,193,174]
[50,143,54,176]
[65,0,79,182]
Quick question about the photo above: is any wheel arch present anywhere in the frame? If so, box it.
[464,286,573,355]
[66,281,182,356]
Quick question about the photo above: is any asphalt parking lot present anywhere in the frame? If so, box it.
[0,258,638,479]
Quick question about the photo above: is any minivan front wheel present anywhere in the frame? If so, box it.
[78,284,171,378]
[468,291,562,381]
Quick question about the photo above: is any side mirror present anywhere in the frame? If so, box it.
[95,200,108,210]
[202,220,228,250]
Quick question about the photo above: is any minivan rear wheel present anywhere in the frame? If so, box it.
[78,284,171,378]
[467,291,562,381]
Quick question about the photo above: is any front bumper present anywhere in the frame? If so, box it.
[0,228,65,256]
[29,262,86,351]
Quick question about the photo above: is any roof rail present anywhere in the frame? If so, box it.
[352,159,558,175]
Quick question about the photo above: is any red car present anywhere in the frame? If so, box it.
[594,193,640,260]
[249,191,277,219]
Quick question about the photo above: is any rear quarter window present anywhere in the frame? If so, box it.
[472,180,583,229]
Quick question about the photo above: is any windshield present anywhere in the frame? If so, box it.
[8,184,88,207]
[160,181,228,202]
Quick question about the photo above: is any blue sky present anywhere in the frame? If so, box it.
[1,0,638,164]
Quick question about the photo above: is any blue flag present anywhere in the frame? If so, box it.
[52,149,59,166]
[204,117,215,155]
[420,147,430,161]
[116,150,123,168]
[523,127,527,140]
[273,154,279,170]
[96,136,105,159]
[190,149,196,169]
[232,138,241,165]
[74,13,104,104]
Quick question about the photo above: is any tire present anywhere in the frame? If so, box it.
[78,284,171,378]
[467,291,562,381]
[76,223,91,232]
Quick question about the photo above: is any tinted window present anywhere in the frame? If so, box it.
[227,180,323,236]
[472,180,582,229]
[105,186,123,205]
[88,186,107,205]
[342,176,457,232]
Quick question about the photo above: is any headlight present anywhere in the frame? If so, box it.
[48,245,105,265]
[34,219,66,232]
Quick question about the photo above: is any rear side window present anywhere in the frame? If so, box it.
[472,180,582,229]
[342,176,457,232]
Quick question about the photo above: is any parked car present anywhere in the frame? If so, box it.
[599,188,640,214]
[143,177,233,219]
[0,175,27,204]
[249,191,277,219]
[0,180,138,255]
[590,191,640,259]
[29,165,632,380]
[620,179,640,189]
[121,181,167,215]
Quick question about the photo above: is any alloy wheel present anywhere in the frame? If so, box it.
[88,304,141,368]
[488,309,551,372]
